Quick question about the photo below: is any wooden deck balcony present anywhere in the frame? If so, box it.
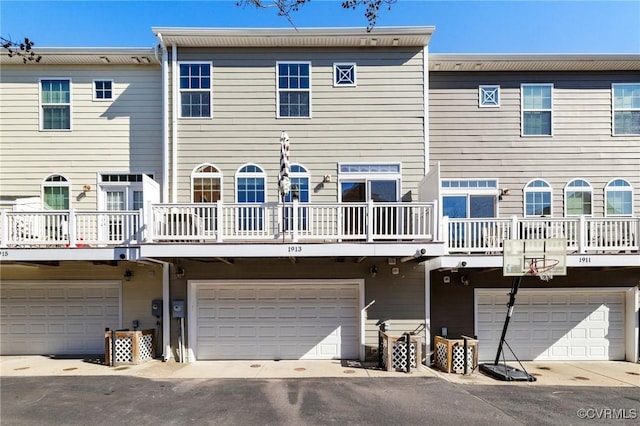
[1,205,637,255]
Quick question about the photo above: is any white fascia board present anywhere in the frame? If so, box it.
[0,247,140,262]
[140,242,446,259]
[430,254,640,271]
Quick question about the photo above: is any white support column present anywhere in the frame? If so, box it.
[578,215,587,254]
[424,262,432,363]
[511,215,519,239]
[67,209,76,247]
[216,200,224,243]
[0,210,8,248]
[163,262,171,361]
[292,199,299,243]
[366,199,374,242]
[171,44,178,203]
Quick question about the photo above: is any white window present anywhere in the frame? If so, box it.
[277,62,311,118]
[479,85,500,107]
[191,164,222,203]
[334,63,356,87]
[564,179,592,216]
[612,83,640,135]
[179,62,212,118]
[42,174,70,210]
[605,179,633,217]
[441,179,499,219]
[40,79,71,130]
[235,164,266,231]
[521,83,553,136]
[93,80,113,101]
[524,179,552,216]
[338,163,401,202]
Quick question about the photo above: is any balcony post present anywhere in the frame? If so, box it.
[441,215,449,250]
[578,215,587,254]
[511,216,519,239]
[367,199,374,242]
[145,201,154,243]
[0,210,7,248]
[67,209,76,247]
[292,199,299,243]
[216,200,224,243]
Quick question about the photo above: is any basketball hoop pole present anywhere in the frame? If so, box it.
[493,276,522,365]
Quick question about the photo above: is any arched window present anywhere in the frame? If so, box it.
[284,164,310,203]
[42,174,70,210]
[605,179,633,216]
[235,164,266,231]
[564,179,592,216]
[191,164,222,203]
[524,179,552,216]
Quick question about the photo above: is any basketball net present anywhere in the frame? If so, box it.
[528,258,559,282]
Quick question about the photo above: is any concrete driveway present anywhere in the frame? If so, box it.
[1,356,638,387]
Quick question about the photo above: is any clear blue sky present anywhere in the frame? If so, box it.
[1,0,639,53]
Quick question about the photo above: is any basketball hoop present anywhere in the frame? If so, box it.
[528,258,559,282]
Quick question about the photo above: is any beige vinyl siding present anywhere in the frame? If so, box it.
[0,65,162,209]
[168,47,426,203]
[430,71,640,217]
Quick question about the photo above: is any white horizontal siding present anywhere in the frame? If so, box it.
[0,65,162,207]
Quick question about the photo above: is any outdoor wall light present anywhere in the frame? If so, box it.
[176,266,185,279]
[370,265,378,278]
[124,270,133,281]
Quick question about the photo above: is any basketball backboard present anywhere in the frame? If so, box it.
[503,238,567,278]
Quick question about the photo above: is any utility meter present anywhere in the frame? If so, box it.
[171,299,184,318]
[152,299,162,317]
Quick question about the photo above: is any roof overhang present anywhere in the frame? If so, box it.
[153,26,435,48]
[0,47,160,65]
[429,54,640,72]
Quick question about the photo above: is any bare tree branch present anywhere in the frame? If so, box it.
[237,0,397,31]
[1,36,42,63]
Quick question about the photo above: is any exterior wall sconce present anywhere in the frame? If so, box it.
[499,188,510,201]
[124,270,133,281]
[83,185,92,192]
[370,265,378,278]
[176,266,185,279]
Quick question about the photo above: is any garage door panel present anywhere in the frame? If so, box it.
[477,289,625,361]
[194,282,360,360]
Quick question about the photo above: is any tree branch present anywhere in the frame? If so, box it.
[1,36,42,63]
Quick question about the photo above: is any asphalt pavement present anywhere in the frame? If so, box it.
[1,357,639,425]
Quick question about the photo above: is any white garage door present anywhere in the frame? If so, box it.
[190,281,360,360]
[1,281,121,355]
[476,289,625,361]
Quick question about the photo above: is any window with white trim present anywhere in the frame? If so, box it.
[179,62,212,118]
[236,164,266,231]
[283,164,310,231]
[93,80,113,101]
[521,83,552,136]
[441,179,499,219]
[612,83,640,135]
[191,164,222,203]
[277,62,311,118]
[524,179,552,216]
[334,63,356,87]
[42,174,70,210]
[40,79,71,130]
[564,179,592,216]
[479,85,500,107]
[605,179,633,216]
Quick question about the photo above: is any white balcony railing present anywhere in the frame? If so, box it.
[1,205,637,256]
[442,216,639,254]
[148,200,436,243]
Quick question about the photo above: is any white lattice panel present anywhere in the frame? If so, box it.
[452,346,474,373]
[391,341,417,372]
[114,337,133,363]
[140,334,154,361]
[435,342,447,370]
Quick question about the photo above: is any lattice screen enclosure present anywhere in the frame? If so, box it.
[105,329,156,366]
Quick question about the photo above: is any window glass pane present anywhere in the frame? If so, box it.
[443,196,467,218]
[470,196,495,218]
[43,106,71,130]
[132,191,144,210]
[369,180,397,202]
[106,191,125,211]
[523,111,551,135]
[193,177,221,203]
[341,182,366,202]
[606,190,632,215]
[43,186,69,210]
[284,177,309,202]
[566,191,591,215]
[614,111,640,135]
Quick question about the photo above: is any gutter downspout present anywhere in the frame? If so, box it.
[156,34,170,204]
[171,44,178,203]
[423,44,430,175]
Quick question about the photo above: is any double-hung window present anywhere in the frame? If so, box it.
[40,79,71,130]
[521,84,552,136]
[277,62,311,118]
[179,62,212,118]
[612,83,640,135]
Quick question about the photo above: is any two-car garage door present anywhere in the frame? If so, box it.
[189,280,361,360]
[1,281,121,355]
[476,289,626,361]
